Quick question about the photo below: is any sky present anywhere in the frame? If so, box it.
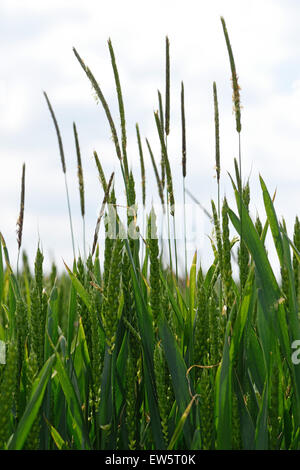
[1,0,300,275]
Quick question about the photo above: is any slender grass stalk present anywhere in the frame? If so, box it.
[136,124,146,208]
[212,81,222,320]
[93,150,108,193]
[136,124,146,261]
[154,109,177,276]
[43,92,66,173]
[221,17,243,299]
[64,174,76,260]
[163,36,178,278]
[185,188,212,220]
[182,179,187,280]
[222,197,233,310]
[220,17,241,134]
[181,82,186,180]
[108,39,129,182]
[146,129,168,271]
[157,88,165,260]
[165,187,173,275]
[145,139,164,208]
[238,131,242,211]
[154,112,174,215]
[213,82,220,218]
[16,163,25,275]
[73,122,86,261]
[73,48,123,164]
[165,36,170,137]
[157,90,165,189]
[73,47,130,208]
[172,217,178,281]
[181,82,187,280]
[43,91,76,260]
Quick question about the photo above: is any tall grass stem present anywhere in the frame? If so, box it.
[16,163,25,275]
[64,173,76,261]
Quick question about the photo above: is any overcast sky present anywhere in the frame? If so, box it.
[1,0,300,275]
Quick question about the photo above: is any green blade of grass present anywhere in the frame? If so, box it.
[255,379,269,450]
[124,238,166,449]
[167,395,197,450]
[158,315,194,446]
[8,354,56,450]
[159,270,184,331]
[228,202,280,303]
[45,419,67,450]
[281,229,300,423]
[247,328,266,396]
[259,175,284,266]
[215,318,232,449]
[64,261,92,313]
[98,347,113,448]
[53,340,91,449]
[230,269,255,362]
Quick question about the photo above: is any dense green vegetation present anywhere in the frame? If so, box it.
[0,17,300,450]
